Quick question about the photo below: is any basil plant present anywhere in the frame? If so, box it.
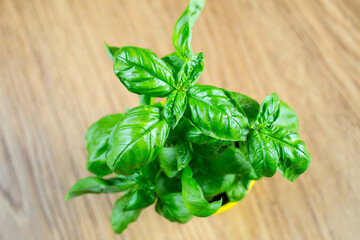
[66,0,311,234]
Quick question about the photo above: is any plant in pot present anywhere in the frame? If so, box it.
[66,0,311,234]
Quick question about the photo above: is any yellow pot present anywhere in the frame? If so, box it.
[214,180,255,215]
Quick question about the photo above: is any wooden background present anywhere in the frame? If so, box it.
[1,0,359,239]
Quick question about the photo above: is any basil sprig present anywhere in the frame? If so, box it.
[67,0,311,234]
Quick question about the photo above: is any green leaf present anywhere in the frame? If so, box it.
[172,0,205,59]
[181,166,222,217]
[85,114,125,176]
[256,93,280,127]
[106,106,169,175]
[164,90,187,128]
[155,172,182,196]
[195,172,235,198]
[177,52,204,88]
[248,128,279,177]
[231,92,260,126]
[125,187,156,210]
[113,46,175,97]
[246,167,263,180]
[273,100,299,132]
[158,142,191,177]
[226,175,250,202]
[156,192,193,223]
[208,147,252,174]
[162,52,185,74]
[65,177,134,201]
[104,42,120,61]
[111,193,142,234]
[158,147,178,178]
[192,142,231,159]
[186,85,249,141]
[264,126,311,181]
[134,161,159,183]
[176,142,192,171]
[173,116,231,146]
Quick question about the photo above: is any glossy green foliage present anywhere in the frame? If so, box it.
[172,0,205,59]
[174,116,231,146]
[177,52,204,88]
[67,0,311,234]
[156,192,193,223]
[113,46,175,97]
[65,177,134,201]
[256,93,280,127]
[192,142,231,159]
[266,126,311,181]
[104,42,120,61]
[106,106,169,175]
[164,90,187,128]
[231,92,260,126]
[226,176,250,202]
[111,193,142,234]
[155,172,182,196]
[248,127,279,177]
[85,114,124,176]
[158,147,179,178]
[274,101,299,132]
[247,94,311,180]
[162,52,184,74]
[186,85,249,141]
[158,142,192,178]
[124,187,156,210]
[195,172,235,198]
[208,147,252,174]
[181,166,222,217]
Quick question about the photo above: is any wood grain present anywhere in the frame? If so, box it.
[1,0,360,239]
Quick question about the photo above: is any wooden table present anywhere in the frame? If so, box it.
[1,0,359,239]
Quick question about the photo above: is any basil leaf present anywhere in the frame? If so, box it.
[104,42,120,61]
[158,147,178,178]
[156,192,193,223]
[65,177,134,201]
[181,166,222,217]
[195,172,235,198]
[256,93,280,127]
[134,161,159,183]
[162,52,184,74]
[273,100,299,132]
[246,167,263,180]
[111,193,142,234]
[264,126,311,181]
[158,142,191,177]
[248,128,279,177]
[192,142,231,159]
[208,147,251,174]
[172,0,205,59]
[164,90,187,128]
[226,175,250,202]
[231,92,260,126]
[174,116,231,146]
[186,85,249,141]
[113,46,175,97]
[125,186,156,210]
[176,142,192,171]
[85,114,124,176]
[155,172,182,196]
[177,52,204,88]
[107,106,169,175]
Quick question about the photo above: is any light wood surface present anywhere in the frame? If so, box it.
[1,0,360,239]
